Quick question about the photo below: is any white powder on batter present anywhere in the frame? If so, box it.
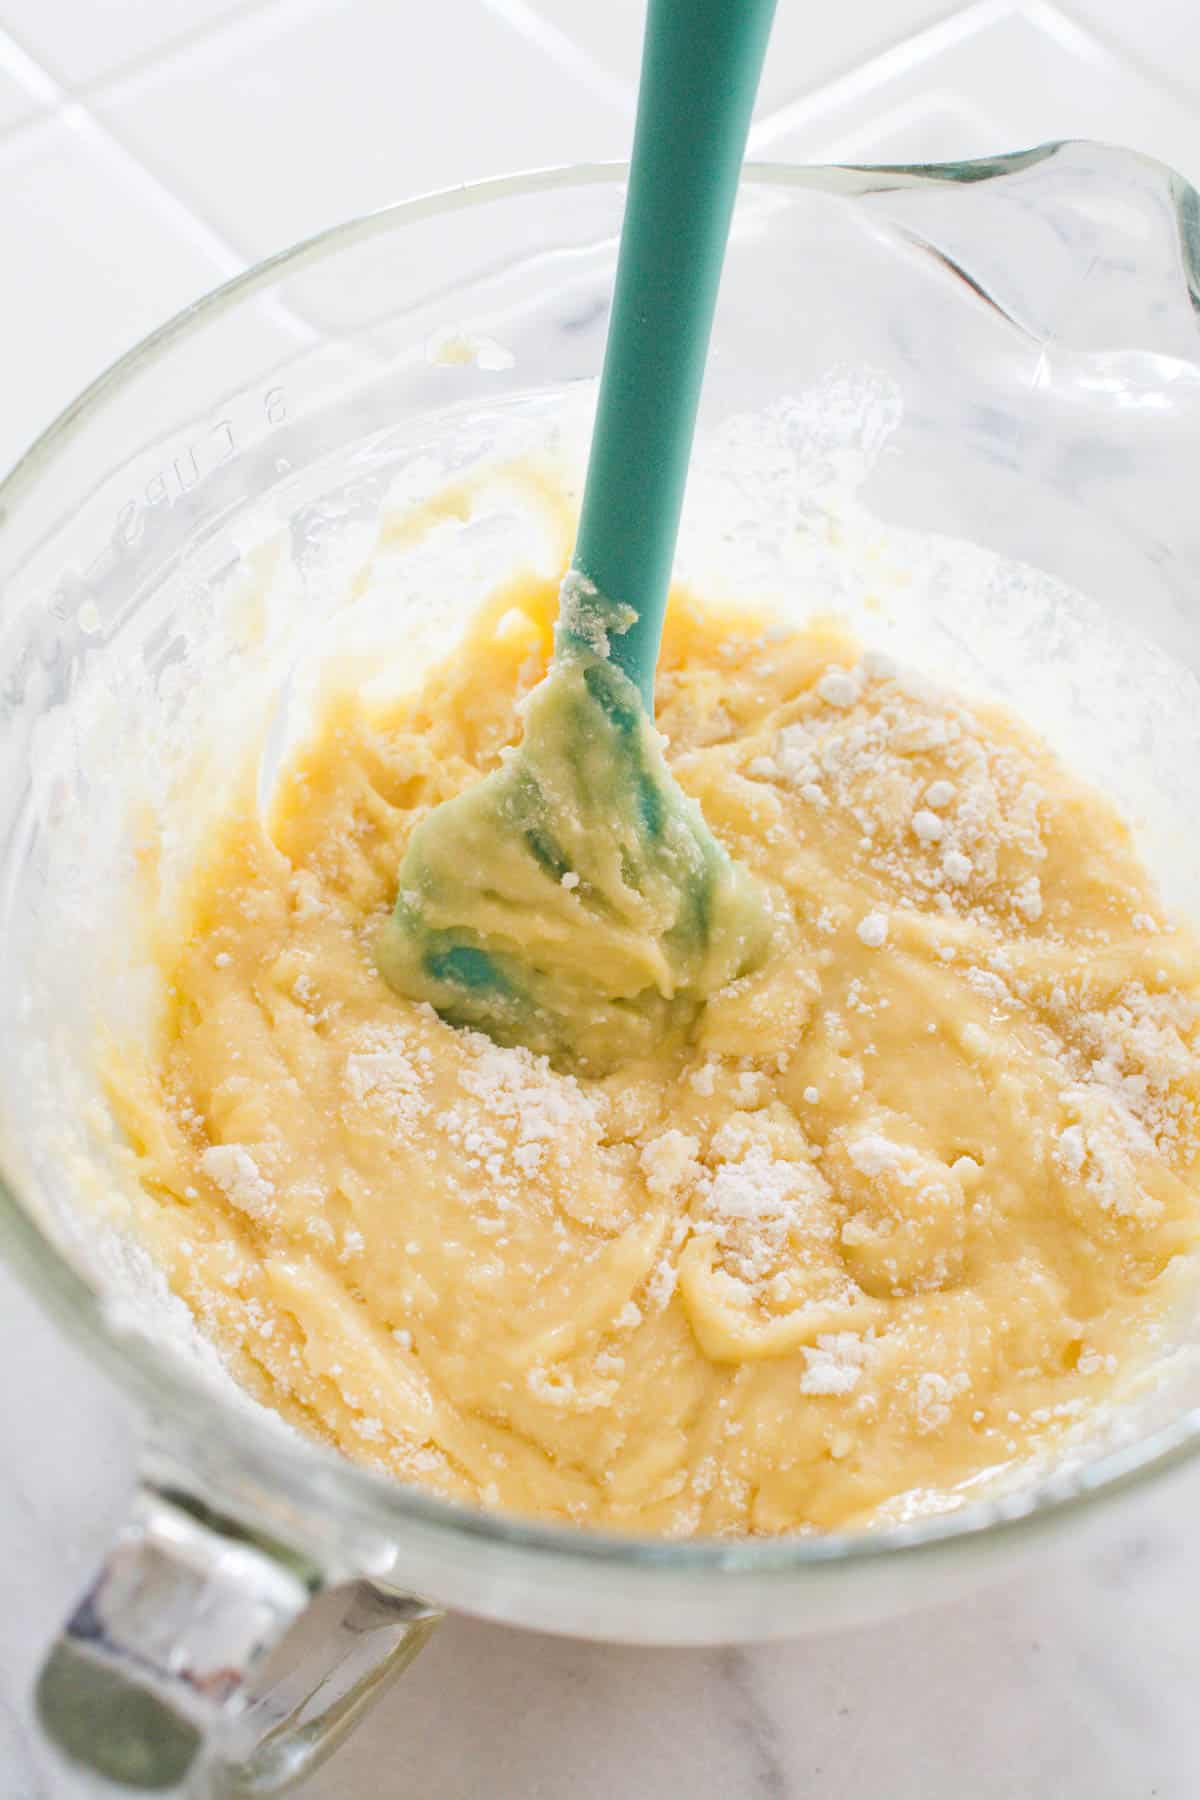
[200,1144,276,1223]
[856,912,889,949]
[800,1332,873,1396]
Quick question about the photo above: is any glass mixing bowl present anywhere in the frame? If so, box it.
[5,142,1200,1796]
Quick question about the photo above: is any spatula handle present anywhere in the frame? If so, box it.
[567,0,777,709]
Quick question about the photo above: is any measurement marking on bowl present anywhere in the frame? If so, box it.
[114,386,289,545]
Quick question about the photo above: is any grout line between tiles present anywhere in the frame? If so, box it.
[66,0,277,100]
[82,0,329,112]
[476,0,636,115]
[0,18,58,106]
[1026,0,1200,128]
[86,0,630,124]
[59,0,635,243]
[1021,0,1156,68]
[64,94,252,278]
[77,99,329,344]
[0,0,286,105]
[0,20,263,276]
[72,105,250,279]
[0,16,323,349]
[747,0,1013,154]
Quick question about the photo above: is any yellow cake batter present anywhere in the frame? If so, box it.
[108,576,1200,1534]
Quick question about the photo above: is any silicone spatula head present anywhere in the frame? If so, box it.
[380,0,779,1068]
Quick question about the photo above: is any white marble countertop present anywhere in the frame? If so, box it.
[6,1234,1200,1799]
[5,0,1200,1794]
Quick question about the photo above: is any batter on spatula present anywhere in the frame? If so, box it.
[107,578,1200,1535]
[378,621,769,1070]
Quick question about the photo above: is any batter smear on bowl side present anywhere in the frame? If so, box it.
[107,577,1200,1535]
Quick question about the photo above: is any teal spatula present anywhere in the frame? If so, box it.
[379,0,779,1069]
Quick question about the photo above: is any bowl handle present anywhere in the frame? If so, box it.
[33,1480,441,1794]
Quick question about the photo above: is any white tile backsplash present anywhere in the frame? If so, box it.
[525,0,964,116]
[753,5,1200,182]
[1059,0,1200,111]
[95,0,630,262]
[1,0,1196,467]
[0,110,229,471]
[809,90,1013,167]
[6,0,256,88]
[0,23,55,129]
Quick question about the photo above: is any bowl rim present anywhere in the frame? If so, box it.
[5,142,1200,1585]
